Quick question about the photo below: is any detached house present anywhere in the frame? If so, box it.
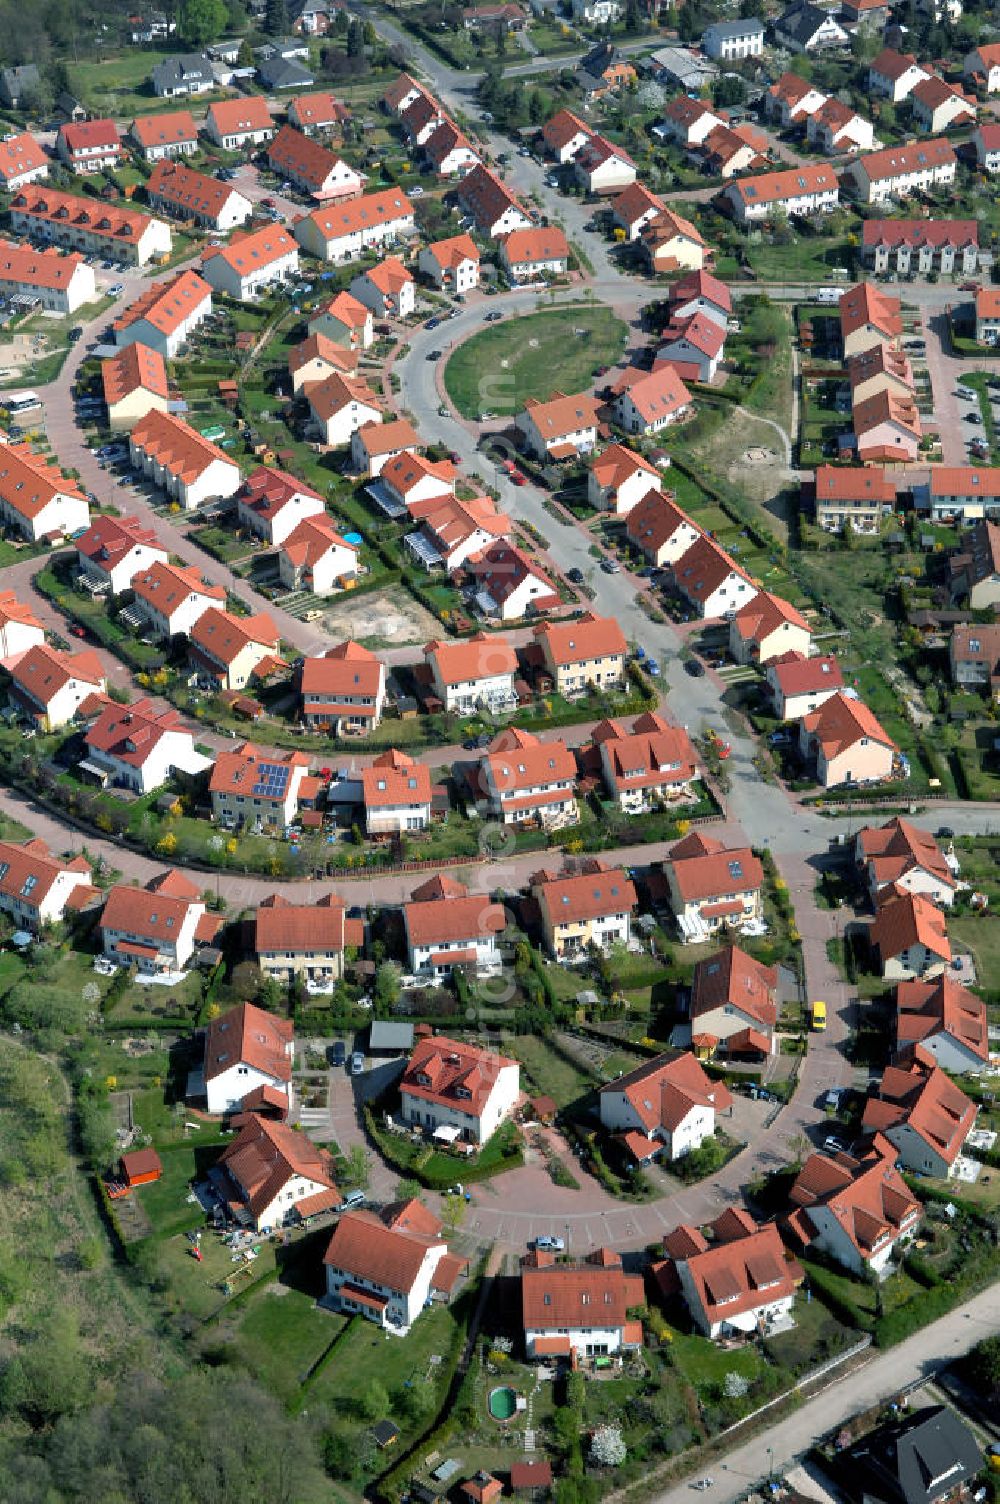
[83,699,210,794]
[767,72,828,126]
[766,652,844,721]
[896,977,988,1074]
[0,133,49,193]
[129,410,241,510]
[572,135,637,195]
[664,1212,799,1340]
[588,444,661,515]
[100,871,213,977]
[668,534,756,620]
[0,441,90,543]
[403,876,506,977]
[400,1033,520,1145]
[516,390,599,460]
[469,540,559,622]
[595,712,700,814]
[609,183,665,243]
[56,118,122,174]
[869,49,930,103]
[911,76,975,136]
[424,633,518,713]
[267,124,363,201]
[362,749,432,835]
[690,945,776,1058]
[521,1247,644,1362]
[423,119,481,178]
[418,233,479,293]
[729,590,811,666]
[75,514,167,596]
[130,110,199,162]
[189,608,281,691]
[287,91,350,135]
[215,1114,337,1231]
[201,224,299,301]
[786,1140,921,1277]
[307,370,384,447]
[863,1060,976,1177]
[0,591,44,663]
[204,97,275,150]
[8,644,106,729]
[324,1203,464,1333]
[626,492,701,568]
[871,886,951,981]
[299,641,386,735]
[611,364,692,437]
[798,692,898,789]
[454,164,531,238]
[236,465,326,548]
[950,622,1000,697]
[278,515,357,596]
[308,289,373,349]
[0,838,94,931]
[130,560,225,640]
[499,226,570,283]
[209,743,311,833]
[856,817,957,908]
[255,893,361,988]
[542,108,594,163]
[479,726,578,828]
[599,1050,732,1164]
[531,861,637,958]
[350,256,415,319]
[664,831,764,944]
[202,1000,294,1116]
[964,42,1000,95]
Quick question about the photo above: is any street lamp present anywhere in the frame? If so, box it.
[766,1447,774,1483]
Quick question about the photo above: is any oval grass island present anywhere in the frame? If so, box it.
[443,304,629,421]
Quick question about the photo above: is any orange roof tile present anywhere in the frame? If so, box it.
[532,861,636,925]
[113,267,211,340]
[204,1000,293,1085]
[691,945,777,1030]
[219,1113,336,1220]
[0,132,48,184]
[10,183,157,246]
[0,441,86,519]
[130,111,198,150]
[191,607,279,667]
[362,748,431,809]
[202,222,297,277]
[207,97,275,137]
[500,225,570,266]
[871,884,951,965]
[130,409,236,483]
[102,342,169,405]
[147,159,246,222]
[424,631,517,686]
[300,187,414,244]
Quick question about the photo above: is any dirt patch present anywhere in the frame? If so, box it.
[318,589,441,648]
[690,409,795,541]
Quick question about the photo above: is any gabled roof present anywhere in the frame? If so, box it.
[131,559,224,614]
[862,1058,975,1167]
[600,1049,732,1134]
[314,287,371,330]
[204,1000,293,1084]
[425,631,517,685]
[667,835,763,902]
[500,225,570,266]
[929,467,1000,499]
[85,697,187,769]
[896,976,987,1062]
[691,945,777,1029]
[9,643,104,705]
[522,389,599,439]
[404,891,506,947]
[670,268,732,314]
[597,713,698,793]
[468,539,557,609]
[847,1404,982,1504]
[642,206,706,254]
[423,232,479,270]
[871,48,924,80]
[207,97,275,136]
[147,159,246,222]
[670,533,752,606]
[281,513,355,569]
[361,254,413,296]
[114,268,211,340]
[801,691,898,759]
[353,416,419,457]
[424,118,478,169]
[726,162,837,207]
[534,611,626,666]
[402,1033,516,1117]
[626,490,698,552]
[521,1254,644,1332]
[219,1113,336,1220]
[131,409,235,483]
[590,443,659,494]
[732,589,808,646]
[857,817,955,892]
[361,748,431,808]
[482,726,577,803]
[238,464,324,524]
[10,184,159,246]
[268,123,354,192]
[299,186,414,242]
[612,363,691,422]
[59,117,120,154]
[202,223,297,277]
[0,589,42,637]
[102,342,169,406]
[131,110,199,149]
[288,91,350,130]
[542,107,593,152]
[210,741,309,803]
[670,1215,799,1325]
[0,440,86,519]
[0,238,90,295]
[840,281,902,342]
[789,1140,920,1258]
[769,650,843,698]
[255,892,347,954]
[100,875,201,945]
[300,640,384,701]
[288,330,358,378]
[323,1207,443,1294]
[814,464,897,505]
[871,884,951,965]
[532,861,636,926]
[190,607,279,666]
[306,368,383,422]
[855,139,956,184]
[0,837,91,912]
[76,513,162,572]
[455,163,529,230]
[847,342,913,394]
[0,132,48,183]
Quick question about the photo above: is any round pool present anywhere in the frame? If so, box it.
[343,532,364,546]
[488,1385,517,1422]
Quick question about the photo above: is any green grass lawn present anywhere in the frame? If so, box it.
[444,305,628,420]
[227,1287,344,1404]
[508,1033,597,1109]
[948,913,1000,984]
[307,1301,463,1414]
[667,1327,769,1389]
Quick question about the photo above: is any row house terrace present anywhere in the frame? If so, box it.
[146,159,253,233]
[112,268,212,361]
[0,440,90,543]
[129,410,240,509]
[531,860,636,958]
[100,870,217,976]
[299,641,386,735]
[130,559,225,640]
[662,831,764,944]
[201,224,299,301]
[9,184,172,266]
[0,239,95,316]
[294,188,415,263]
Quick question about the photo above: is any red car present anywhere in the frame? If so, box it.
[959,281,981,292]
[510,470,527,486]
[70,625,87,639]
[261,197,276,208]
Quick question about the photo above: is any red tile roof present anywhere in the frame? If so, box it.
[732,590,809,647]
[423,232,479,270]
[114,267,211,341]
[268,123,356,193]
[855,138,956,183]
[255,892,348,954]
[238,464,324,525]
[626,490,697,553]
[857,817,955,893]
[404,890,506,947]
[362,748,431,809]
[131,559,224,615]
[691,945,777,1030]
[202,222,297,277]
[300,640,384,709]
[871,884,951,965]
[603,1049,731,1139]
[840,281,902,343]
[534,611,626,667]
[131,110,198,150]
[500,225,570,266]
[0,440,86,519]
[76,513,162,572]
[281,513,356,570]
[9,642,104,707]
[483,725,576,806]
[769,651,843,698]
[521,1256,645,1332]
[402,1033,516,1118]
[0,837,91,911]
[60,117,120,155]
[667,833,763,903]
[896,976,987,1062]
[542,108,592,152]
[597,712,698,793]
[801,691,898,760]
[102,342,169,406]
[147,159,245,222]
[130,409,236,484]
[789,1139,920,1259]
[671,533,752,608]
[85,698,186,769]
[10,184,158,246]
[219,1113,336,1220]
[204,1000,293,1085]
[0,238,88,294]
[100,875,202,946]
[456,162,529,231]
[424,631,517,685]
[814,464,897,505]
[726,162,837,207]
[669,1215,800,1326]
[862,1059,975,1167]
[613,362,691,423]
[289,331,358,380]
[210,741,309,802]
[207,97,275,137]
[288,91,350,130]
[323,1207,443,1293]
[299,187,414,244]
[468,539,558,610]
[191,607,279,667]
[0,132,48,184]
[532,860,636,925]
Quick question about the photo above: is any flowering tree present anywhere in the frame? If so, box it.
[590,1425,627,1467]
[723,1372,749,1399]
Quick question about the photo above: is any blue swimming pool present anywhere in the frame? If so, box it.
[343,532,364,546]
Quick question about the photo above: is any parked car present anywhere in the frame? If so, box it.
[600,557,620,573]
[567,567,585,584]
[535,1235,565,1251]
[684,659,705,677]
[339,1189,366,1211]
[329,1040,346,1067]
[350,1050,365,1075]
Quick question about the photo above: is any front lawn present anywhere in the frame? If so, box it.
[509,1033,597,1110]
[444,305,628,420]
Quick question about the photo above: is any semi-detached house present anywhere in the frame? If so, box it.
[721,163,839,224]
[278,515,357,595]
[423,118,481,177]
[324,1202,464,1333]
[668,533,757,619]
[0,239,95,315]
[588,443,661,515]
[499,226,570,283]
[266,123,364,201]
[309,289,374,349]
[56,118,122,174]
[534,612,626,695]
[895,977,989,1075]
[289,332,359,393]
[870,885,951,981]
[663,831,764,943]
[403,876,506,976]
[964,41,1000,95]
[0,441,90,542]
[599,1049,732,1163]
[869,48,930,103]
[729,589,811,666]
[129,110,199,161]
[294,188,415,263]
[189,607,281,691]
[255,893,360,987]
[235,464,326,547]
[201,224,299,301]
[400,1033,520,1144]
[454,163,531,238]
[531,861,636,958]
[130,560,225,640]
[0,132,49,192]
[405,482,511,570]
[595,712,700,814]
[362,748,432,834]
[424,632,518,712]
[479,726,578,828]
[146,159,253,232]
[0,591,43,663]
[627,492,701,567]
[350,256,415,319]
[786,1140,921,1277]
[911,75,975,135]
[100,870,213,976]
[516,391,600,460]
[611,363,691,436]
[690,944,776,1057]
[299,641,386,734]
[813,464,897,534]
[113,268,212,360]
[202,999,294,1115]
[215,1114,337,1231]
[129,410,241,509]
[209,743,311,833]
[542,108,594,163]
[663,1211,799,1339]
[610,182,666,242]
[0,837,95,931]
[521,1247,645,1361]
[862,1059,976,1177]
[8,185,173,266]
